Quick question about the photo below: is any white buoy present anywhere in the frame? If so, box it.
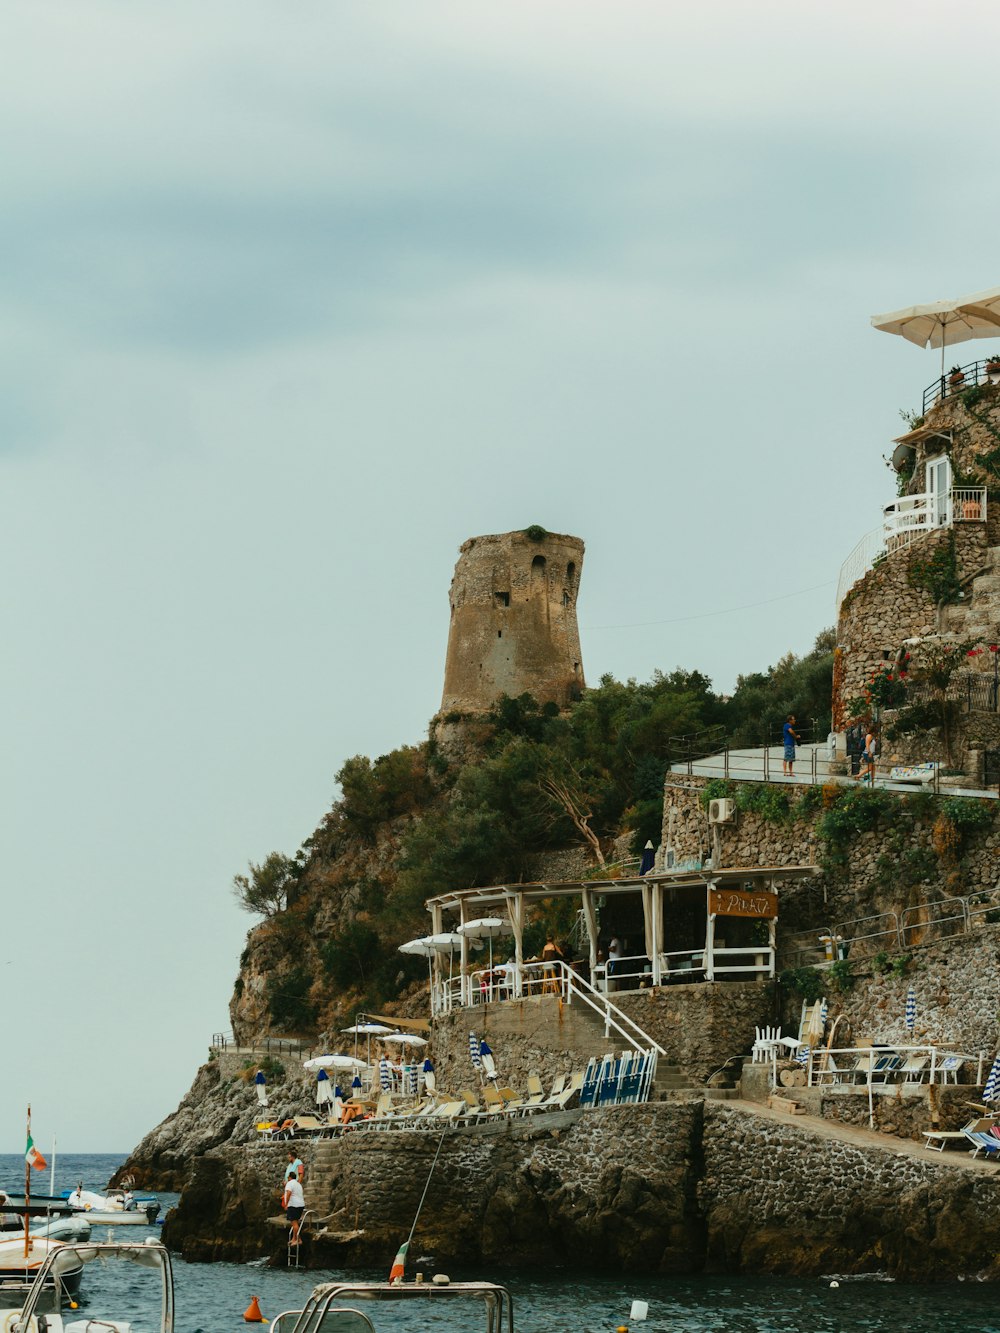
[829,1281,840,1289]
[630,1300,649,1321]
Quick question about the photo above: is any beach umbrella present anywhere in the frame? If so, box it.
[315,1068,333,1107]
[872,286,1000,381]
[806,999,825,1046]
[403,1063,418,1097]
[379,1057,392,1091]
[479,1039,497,1082]
[469,1031,482,1071]
[983,1053,1000,1104]
[303,1053,365,1071]
[332,1084,344,1122]
[254,1071,268,1107]
[422,1057,436,1094]
[341,1021,393,1065]
[457,918,513,973]
[905,985,916,1033]
[398,937,438,989]
[382,1033,428,1048]
[351,1073,363,1099]
[639,840,655,875]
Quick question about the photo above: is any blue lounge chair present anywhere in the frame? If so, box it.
[962,1119,1000,1159]
[578,1058,600,1109]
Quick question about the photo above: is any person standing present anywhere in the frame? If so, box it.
[282,1173,305,1247]
[862,726,877,785]
[285,1151,304,1184]
[782,715,799,778]
[541,935,564,994]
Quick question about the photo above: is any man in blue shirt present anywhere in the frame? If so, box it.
[782,715,799,778]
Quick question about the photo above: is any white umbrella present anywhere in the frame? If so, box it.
[872,286,1000,380]
[382,1033,428,1047]
[254,1071,267,1107]
[457,918,513,972]
[341,1021,393,1065]
[399,937,440,989]
[303,1054,365,1071]
[315,1069,334,1107]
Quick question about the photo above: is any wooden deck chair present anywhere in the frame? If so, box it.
[963,1118,1000,1159]
[578,1058,601,1109]
[899,1054,929,1086]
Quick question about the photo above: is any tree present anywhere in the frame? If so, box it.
[233,852,296,916]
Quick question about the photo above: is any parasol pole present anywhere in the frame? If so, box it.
[24,1105,31,1260]
[50,1135,57,1197]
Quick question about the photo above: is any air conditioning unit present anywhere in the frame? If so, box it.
[708,798,736,825]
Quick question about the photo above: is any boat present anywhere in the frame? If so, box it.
[0,1235,84,1301]
[269,1278,514,1333]
[64,1188,160,1225]
[0,1238,172,1331]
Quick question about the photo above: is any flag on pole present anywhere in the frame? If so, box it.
[388,1239,409,1284]
[25,1134,47,1172]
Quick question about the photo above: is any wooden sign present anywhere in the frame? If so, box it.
[709,887,778,919]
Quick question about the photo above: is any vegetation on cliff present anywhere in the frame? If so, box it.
[229,632,834,1043]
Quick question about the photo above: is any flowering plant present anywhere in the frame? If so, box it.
[867,665,907,710]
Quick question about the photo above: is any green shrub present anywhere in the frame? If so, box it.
[524,524,548,541]
[872,950,890,974]
[265,966,317,1033]
[700,778,734,808]
[735,783,790,821]
[829,959,854,992]
[891,954,913,978]
[779,967,825,1003]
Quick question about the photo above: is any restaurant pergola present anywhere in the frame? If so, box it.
[423,863,817,1014]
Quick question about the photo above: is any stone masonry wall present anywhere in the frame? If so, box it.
[703,1101,1000,1278]
[835,523,989,729]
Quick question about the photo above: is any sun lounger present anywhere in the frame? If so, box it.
[578,1058,600,1110]
[935,1055,964,1083]
[900,1055,929,1086]
[963,1118,1000,1159]
[290,1115,328,1137]
[597,1056,624,1107]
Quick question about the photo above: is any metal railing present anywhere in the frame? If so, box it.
[883,486,987,546]
[836,527,885,615]
[210,1032,314,1056]
[806,1043,985,1089]
[902,669,1000,714]
[778,886,1000,969]
[922,357,1000,414]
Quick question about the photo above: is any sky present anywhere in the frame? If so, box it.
[5,0,1000,1153]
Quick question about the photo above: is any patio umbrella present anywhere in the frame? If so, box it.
[639,840,655,875]
[351,1073,363,1100]
[398,937,438,989]
[315,1068,333,1107]
[379,1057,392,1091]
[341,1022,393,1066]
[905,985,916,1033]
[469,1031,482,1071]
[303,1054,365,1071]
[806,999,825,1047]
[422,1057,436,1094]
[333,1084,344,1122]
[983,1053,1000,1104]
[403,1063,418,1097]
[457,918,513,973]
[254,1071,267,1107]
[872,286,1000,379]
[382,1033,428,1048]
[479,1039,497,1082]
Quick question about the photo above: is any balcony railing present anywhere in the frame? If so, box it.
[922,357,1000,415]
[837,488,987,615]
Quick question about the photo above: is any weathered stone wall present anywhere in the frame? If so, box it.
[164,1104,704,1273]
[703,1101,1000,1279]
[440,529,585,714]
[431,984,775,1089]
[835,524,989,729]
[161,1097,1000,1280]
[793,1084,980,1142]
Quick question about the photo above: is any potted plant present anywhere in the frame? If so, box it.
[949,364,965,389]
[963,496,983,519]
[987,354,1000,385]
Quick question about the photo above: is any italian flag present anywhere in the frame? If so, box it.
[25,1135,47,1172]
[388,1239,408,1284]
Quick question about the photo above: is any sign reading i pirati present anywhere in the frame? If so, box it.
[709,887,778,919]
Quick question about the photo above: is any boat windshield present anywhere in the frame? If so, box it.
[15,1241,174,1333]
[287,1282,513,1333]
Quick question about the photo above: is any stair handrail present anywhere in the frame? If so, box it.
[555,961,667,1056]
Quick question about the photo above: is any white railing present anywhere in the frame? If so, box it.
[837,486,988,617]
[835,527,885,615]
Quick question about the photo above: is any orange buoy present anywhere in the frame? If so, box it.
[244,1297,265,1323]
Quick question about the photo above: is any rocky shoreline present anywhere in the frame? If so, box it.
[122,1064,1000,1280]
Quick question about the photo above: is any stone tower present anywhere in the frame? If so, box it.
[441,529,585,714]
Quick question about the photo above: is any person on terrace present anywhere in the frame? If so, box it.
[782,714,799,777]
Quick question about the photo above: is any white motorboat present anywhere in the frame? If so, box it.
[0,1239,173,1332]
[65,1189,159,1226]
[269,1278,514,1333]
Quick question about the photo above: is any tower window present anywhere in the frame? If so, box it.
[498,630,502,638]
[532,555,546,570]
[562,591,570,607]
[567,561,576,582]
[495,591,510,607]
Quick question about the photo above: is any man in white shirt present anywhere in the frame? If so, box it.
[282,1175,305,1246]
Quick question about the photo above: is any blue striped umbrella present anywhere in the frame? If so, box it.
[404,1063,418,1096]
[983,1053,1000,1103]
[479,1039,497,1081]
[819,998,828,1028]
[905,985,916,1032]
[379,1057,392,1091]
[469,1031,482,1070]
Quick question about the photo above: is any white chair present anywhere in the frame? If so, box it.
[752,1025,780,1063]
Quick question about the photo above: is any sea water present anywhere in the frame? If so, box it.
[2,1154,998,1333]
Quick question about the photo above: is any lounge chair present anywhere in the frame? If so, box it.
[597,1055,624,1107]
[899,1055,929,1086]
[522,1074,546,1107]
[456,1089,482,1114]
[922,1116,981,1153]
[963,1118,1000,1159]
[496,1086,524,1110]
[936,1055,964,1083]
[578,1059,601,1110]
[869,1053,905,1084]
[290,1115,327,1137]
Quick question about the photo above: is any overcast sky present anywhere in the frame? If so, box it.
[4,0,1000,1153]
